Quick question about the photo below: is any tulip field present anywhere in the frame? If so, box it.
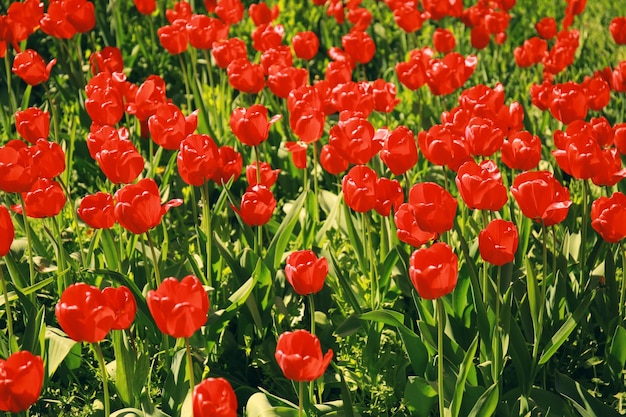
[2,0,626,415]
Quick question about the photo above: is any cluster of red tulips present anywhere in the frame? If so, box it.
[1,0,626,414]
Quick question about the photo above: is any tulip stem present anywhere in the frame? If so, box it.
[363,213,378,310]
[146,232,162,287]
[0,266,16,354]
[4,49,17,116]
[178,54,193,112]
[581,180,588,289]
[493,266,502,381]
[299,381,304,417]
[312,142,320,227]
[20,195,36,289]
[620,242,626,320]
[437,297,445,417]
[201,183,212,290]
[51,217,69,291]
[94,342,110,417]
[185,338,196,394]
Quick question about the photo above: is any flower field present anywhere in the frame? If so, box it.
[1,0,626,415]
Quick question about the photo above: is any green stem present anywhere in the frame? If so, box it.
[312,142,320,226]
[494,266,502,381]
[20,195,35,289]
[202,49,215,90]
[4,49,17,116]
[185,338,196,394]
[51,217,69,291]
[299,381,304,417]
[43,83,59,141]
[178,54,192,111]
[94,342,110,417]
[309,294,316,336]
[0,266,16,354]
[201,183,212,289]
[620,242,626,320]
[146,232,162,287]
[363,213,378,310]
[581,180,588,289]
[437,297,445,417]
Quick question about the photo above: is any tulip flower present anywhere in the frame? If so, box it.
[455,160,508,211]
[78,192,116,229]
[433,28,456,53]
[409,242,458,299]
[55,283,116,343]
[245,162,280,188]
[375,177,404,217]
[212,146,243,186]
[193,377,238,417]
[535,16,557,39]
[158,20,189,55]
[31,139,66,179]
[379,125,418,176]
[177,134,220,187]
[230,105,280,147]
[114,178,183,235]
[12,49,56,86]
[292,31,319,60]
[501,131,542,171]
[102,286,137,330]
[510,170,572,227]
[14,108,50,144]
[479,219,519,266]
[610,17,626,45]
[249,2,279,26]
[342,165,378,213]
[17,178,66,219]
[0,206,14,257]
[147,275,209,338]
[186,15,229,50]
[284,250,328,295]
[408,182,457,234]
[591,193,626,244]
[95,138,145,184]
[233,185,276,226]
[0,351,44,413]
[211,38,248,69]
[275,330,333,382]
[341,30,375,64]
[215,0,244,24]
[227,58,265,94]
[90,46,124,75]
[394,203,437,247]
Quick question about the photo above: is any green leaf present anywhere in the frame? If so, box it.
[266,191,307,270]
[246,392,299,417]
[524,257,540,345]
[450,336,479,417]
[359,309,429,375]
[609,325,626,370]
[404,376,437,417]
[538,290,596,365]
[555,372,621,417]
[110,408,144,417]
[45,327,78,378]
[162,348,188,416]
[467,383,499,417]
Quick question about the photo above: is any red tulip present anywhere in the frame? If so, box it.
[102,286,137,330]
[0,351,44,413]
[347,7,372,31]
[610,17,626,45]
[234,185,276,226]
[84,72,125,126]
[331,81,374,118]
[289,105,325,144]
[275,330,333,382]
[12,49,56,86]
[478,219,519,266]
[394,203,437,247]
[147,275,209,338]
[39,1,76,39]
[433,28,456,53]
[393,5,424,33]
[591,193,626,243]
[535,16,557,39]
[127,75,168,122]
[0,206,14,257]
[133,0,156,14]
[513,37,548,67]
[114,178,183,234]
[215,0,244,24]
[213,146,243,186]
[285,142,308,169]
[285,250,328,295]
[63,0,96,33]
[78,192,116,229]
[90,46,124,75]
[325,60,353,88]
[549,82,588,125]
[14,108,50,144]
[193,377,238,417]
[95,138,145,184]
[251,23,284,52]
[177,134,219,187]
[409,242,458,299]
[455,160,508,211]
[211,38,248,69]
[249,2,279,26]
[186,15,229,50]
[329,117,379,165]
[0,140,38,193]
[371,79,400,113]
[149,103,197,150]
[31,139,65,179]
[379,126,418,176]
[425,52,477,96]
[292,31,319,60]
[342,165,377,213]
[246,162,280,188]
[501,131,542,171]
[408,182,457,234]
[227,58,265,94]
[582,75,611,112]
[320,144,349,175]
[267,66,308,99]
[158,20,189,55]
[395,57,427,91]
[375,177,404,217]
[510,171,572,227]
[55,283,116,342]
[230,105,280,147]
[261,46,294,74]
[19,178,66,218]
[341,30,375,64]
[165,1,192,23]
[591,148,626,187]
[4,0,43,48]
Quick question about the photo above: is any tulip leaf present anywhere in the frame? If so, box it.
[44,327,78,378]
[524,257,540,344]
[450,336,479,417]
[246,392,298,417]
[538,289,596,365]
[467,382,499,417]
[555,372,621,417]
[359,309,429,375]
[110,408,143,417]
[341,203,367,275]
[404,376,437,417]
[161,348,188,417]
[266,190,307,270]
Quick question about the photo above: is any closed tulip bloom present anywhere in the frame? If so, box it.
[55,283,116,342]
[320,144,349,175]
[213,146,243,186]
[186,15,229,50]
[251,23,284,52]
[212,38,248,69]
[380,125,418,176]
[328,117,380,165]
[147,275,209,338]
[31,139,66,179]
[230,105,280,147]
[549,82,588,125]
[591,193,626,243]
[39,1,77,39]
[95,139,145,184]
[455,160,508,211]
[394,203,437,247]
[0,206,14,257]
[249,2,279,26]
[501,131,542,171]
[425,52,477,96]
[433,28,456,53]
[285,250,328,295]
[165,1,192,23]
[234,185,276,226]
[0,140,39,193]
[261,46,294,74]
[102,286,137,330]
[409,182,457,234]
[341,30,375,64]
[510,171,572,227]
[63,0,96,33]
[535,16,557,39]
[78,192,116,229]
[90,46,124,75]
[114,178,183,234]
[149,103,196,150]
[479,219,519,266]
[246,162,280,188]
[0,351,44,413]
[193,378,238,417]
[342,165,378,213]
[275,330,333,382]
[393,5,424,33]
[19,178,66,218]
[375,177,403,217]
[292,31,319,60]
[289,105,325,144]
[396,57,427,90]
[464,116,505,157]
[267,66,308,99]
[177,134,220,187]
[371,79,400,113]
[14,108,50,143]
[610,17,626,45]
[215,0,244,24]
[134,0,156,14]
[227,58,265,94]
[409,242,458,299]
[11,49,56,86]
[158,20,189,55]
[285,141,308,169]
